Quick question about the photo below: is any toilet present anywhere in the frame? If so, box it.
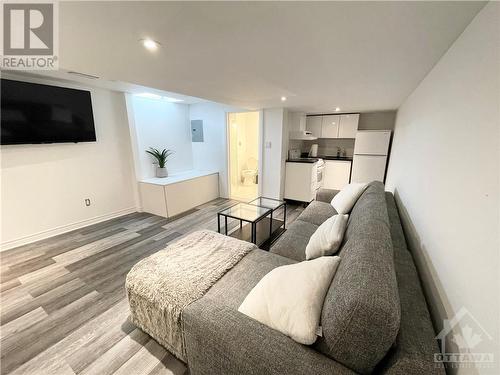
[241,158,258,185]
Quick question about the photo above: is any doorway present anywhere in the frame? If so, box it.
[227,111,260,201]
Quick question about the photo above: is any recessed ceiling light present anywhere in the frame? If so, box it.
[335,107,341,112]
[141,38,160,51]
[281,96,287,102]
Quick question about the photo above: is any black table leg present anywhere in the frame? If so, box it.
[269,210,273,238]
[217,213,220,233]
[284,203,287,229]
[251,223,256,244]
[225,216,228,235]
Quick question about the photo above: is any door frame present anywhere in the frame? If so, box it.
[225,110,264,200]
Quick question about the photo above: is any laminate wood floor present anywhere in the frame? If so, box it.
[0,198,303,375]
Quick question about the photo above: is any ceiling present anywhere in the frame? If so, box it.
[58,1,485,112]
[2,70,207,105]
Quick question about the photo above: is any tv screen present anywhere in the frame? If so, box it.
[1,79,96,145]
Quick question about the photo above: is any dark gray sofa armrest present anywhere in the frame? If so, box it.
[183,297,356,375]
[316,188,339,203]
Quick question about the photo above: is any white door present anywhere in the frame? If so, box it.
[321,115,340,138]
[227,111,260,201]
[323,160,351,190]
[354,130,391,155]
[338,114,359,138]
[351,155,387,183]
[305,116,322,138]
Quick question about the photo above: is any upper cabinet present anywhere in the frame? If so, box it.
[338,114,360,138]
[321,115,340,138]
[305,116,322,138]
[289,112,307,132]
[306,113,360,139]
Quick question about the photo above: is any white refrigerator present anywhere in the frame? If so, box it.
[351,130,391,183]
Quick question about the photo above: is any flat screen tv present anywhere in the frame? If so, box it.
[1,79,96,145]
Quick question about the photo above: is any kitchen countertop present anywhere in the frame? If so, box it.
[320,155,353,161]
[286,158,319,164]
[287,155,353,163]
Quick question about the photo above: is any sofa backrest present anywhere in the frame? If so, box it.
[314,181,401,374]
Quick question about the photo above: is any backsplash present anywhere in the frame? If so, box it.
[289,139,355,157]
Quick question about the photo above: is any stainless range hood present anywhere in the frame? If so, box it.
[289,130,317,140]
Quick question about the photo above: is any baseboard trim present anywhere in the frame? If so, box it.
[0,207,138,252]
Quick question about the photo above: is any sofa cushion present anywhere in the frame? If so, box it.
[270,219,318,261]
[305,214,349,260]
[314,182,401,374]
[316,188,340,203]
[202,249,297,309]
[239,256,341,345]
[184,295,356,375]
[296,200,337,226]
[330,182,368,214]
[375,193,445,374]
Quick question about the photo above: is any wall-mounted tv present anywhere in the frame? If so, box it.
[1,79,96,145]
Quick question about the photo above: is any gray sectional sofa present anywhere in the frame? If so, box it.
[182,181,444,375]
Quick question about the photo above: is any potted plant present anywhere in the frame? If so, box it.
[146,147,174,178]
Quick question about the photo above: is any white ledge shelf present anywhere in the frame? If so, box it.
[138,170,220,218]
[140,170,218,186]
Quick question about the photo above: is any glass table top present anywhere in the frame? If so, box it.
[248,197,285,210]
[218,203,271,222]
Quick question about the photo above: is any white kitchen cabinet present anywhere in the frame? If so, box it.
[289,112,307,132]
[338,114,359,138]
[321,115,340,138]
[284,162,318,202]
[323,160,351,190]
[306,113,359,139]
[305,116,322,138]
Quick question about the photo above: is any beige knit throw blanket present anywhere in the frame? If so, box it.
[125,230,257,361]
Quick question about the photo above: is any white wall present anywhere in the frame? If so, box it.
[129,97,192,179]
[189,102,243,198]
[1,77,137,250]
[385,3,499,373]
[262,108,287,199]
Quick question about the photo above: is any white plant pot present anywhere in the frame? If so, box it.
[156,167,168,178]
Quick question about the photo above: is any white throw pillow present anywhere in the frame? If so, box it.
[331,182,368,214]
[305,214,348,260]
[238,256,341,345]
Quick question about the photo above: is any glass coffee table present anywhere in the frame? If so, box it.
[217,197,287,249]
